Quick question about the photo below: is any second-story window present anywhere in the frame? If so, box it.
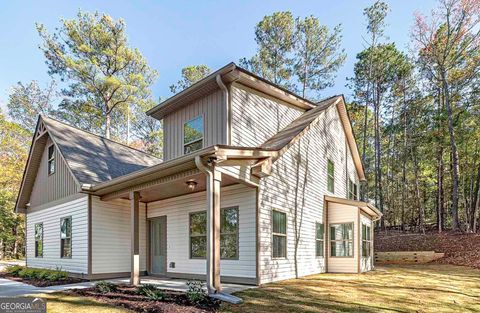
[47,145,55,175]
[184,116,204,154]
[348,179,358,200]
[327,160,335,193]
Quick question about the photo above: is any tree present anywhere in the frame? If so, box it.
[412,0,480,230]
[293,17,346,100]
[37,10,158,139]
[7,80,56,132]
[170,65,211,93]
[240,11,295,89]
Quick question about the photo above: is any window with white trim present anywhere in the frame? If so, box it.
[327,160,335,193]
[362,224,372,257]
[272,210,287,258]
[330,223,353,257]
[348,179,358,200]
[60,217,72,258]
[47,145,55,175]
[35,223,43,258]
[315,222,324,257]
[183,116,203,154]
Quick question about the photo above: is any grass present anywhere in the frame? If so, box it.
[29,293,131,313]
[221,264,480,313]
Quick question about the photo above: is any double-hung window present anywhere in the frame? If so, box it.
[60,217,72,258]
[272,210,287,258]
[327,160,335,193]
[348,179,358,200]
[362,224,372,257]
[315,222,324,257]
[189,207,239,259]
[35,223,43,258]
[330,223,354,257]
[47,145,55,175]
[184,116,204,154]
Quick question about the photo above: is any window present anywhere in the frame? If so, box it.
[327,160,335,193]
[272,210,287,258]
[47,145,55,175]
[184,116,204,154]
[362,224,372,257]
[315,222,324,257]
[60,217,72,258]
[189,208,239,259]
[348,179,358,200]
[35,223,43,258]
[330,223,353,257]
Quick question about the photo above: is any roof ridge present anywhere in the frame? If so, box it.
[41,115,161,160]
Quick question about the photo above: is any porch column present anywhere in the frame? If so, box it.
[130,191,140,286]
[206,168,222,293]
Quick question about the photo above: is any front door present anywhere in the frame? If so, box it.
[150,216,167,275]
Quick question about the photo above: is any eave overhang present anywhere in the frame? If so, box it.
[324,195,383,220]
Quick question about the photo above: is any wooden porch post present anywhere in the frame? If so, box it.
[130,191,140,286]
[206,168,222,293]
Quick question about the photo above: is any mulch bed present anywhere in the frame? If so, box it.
[67,285,220,313]
[0,272,86,287]
[375,230,480,269]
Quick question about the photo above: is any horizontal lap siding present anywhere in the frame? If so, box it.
[230,83,304,147]
[163,89,225,160]
[259,105,355,283]
[26,195,88,273]
[360,213,373,272]
[91,197,147,274]
[327,203,358,273]
[147,184,256,279]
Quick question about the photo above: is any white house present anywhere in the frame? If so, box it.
[16,62,381,294]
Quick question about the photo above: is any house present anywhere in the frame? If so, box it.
[15,62,381,294]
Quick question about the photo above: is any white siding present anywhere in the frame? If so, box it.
[163,89,226,160]
[147,184,256,279]
[26,195,88,274]
[230,83,304,147]
[91,197,147,274]
[258,104,358,283]
[327,203,359,273]
[360,213,373,272]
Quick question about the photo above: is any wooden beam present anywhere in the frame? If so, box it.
[130,191,140,285]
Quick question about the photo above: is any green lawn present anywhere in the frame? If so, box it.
[221,264,480,313]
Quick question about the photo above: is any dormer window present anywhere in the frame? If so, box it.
[47,145,55,175]
[184,116,204,154]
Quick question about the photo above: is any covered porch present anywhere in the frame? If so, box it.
[85,146,274,296]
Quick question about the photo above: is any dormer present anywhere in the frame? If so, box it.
[147,63,315,161]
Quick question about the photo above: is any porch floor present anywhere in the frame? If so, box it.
[107,276,255,294]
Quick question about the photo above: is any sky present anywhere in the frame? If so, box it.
[0,0,438,111]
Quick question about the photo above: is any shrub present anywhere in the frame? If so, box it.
[95,281,118,293]
[186,280,207,304]
[137,284,166,300]
[19,268,36,279]
[5,265,24,276]
[35,270,50,280]
[46,269,68,281]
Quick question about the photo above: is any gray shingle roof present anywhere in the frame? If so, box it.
[260,95,341,151]
[43,116,161,185]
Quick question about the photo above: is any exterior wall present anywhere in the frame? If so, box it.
[230,83,304,147]
[91,197,147,274]
[147,184,256,280]
[258,104,359,283]
[163,89,226,160]
[26,194,88,274]
[326,203,359,273]
[30,136,78,208]
[360,213,373,272]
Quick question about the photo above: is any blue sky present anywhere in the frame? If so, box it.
[0,0,438,110]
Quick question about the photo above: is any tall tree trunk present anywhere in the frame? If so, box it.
[442,77,460,231]
[374,86,384,229]
[437,150,445,232]
[105,111,111,139]
[472,162,480,233]
[401,85,408,231]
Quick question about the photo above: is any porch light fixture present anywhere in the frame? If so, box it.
[186,179,198,191]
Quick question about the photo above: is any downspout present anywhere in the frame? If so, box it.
[195,156,216,294]
[216,75,230,145]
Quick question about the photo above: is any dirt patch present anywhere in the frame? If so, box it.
[375,231,480,268]
[68,285,219,313]
[0,272,86,287]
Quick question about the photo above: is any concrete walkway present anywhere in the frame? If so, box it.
[0,276,253,297]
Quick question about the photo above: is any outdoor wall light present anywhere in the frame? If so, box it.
[186,179,198,191]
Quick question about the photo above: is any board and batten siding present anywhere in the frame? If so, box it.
[91,197,147,274]
[163,89,226,161]
[26,195,88,274]
[360,213,373,272]
[147,184,256,280]
[258,104,359,283]
[29,136,78,208]
[326,203,359,273]
[230,83,305,147]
